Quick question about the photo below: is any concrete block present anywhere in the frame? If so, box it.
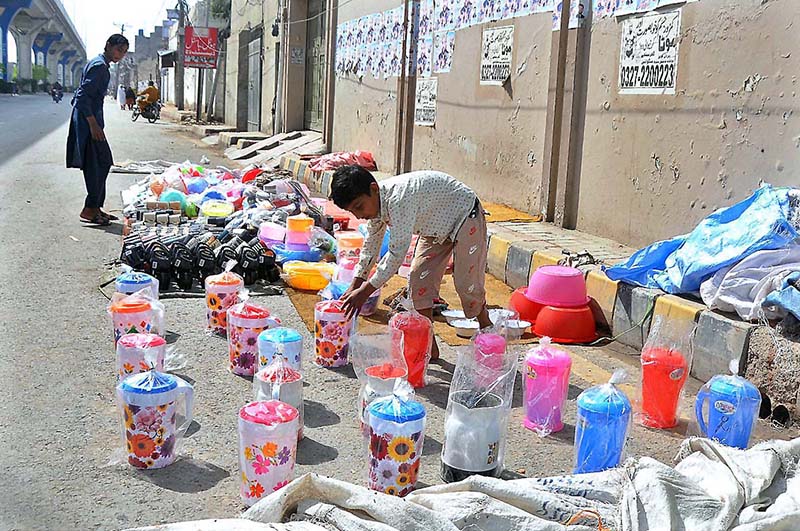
[531,251,561,271]
[487,234,512,282]
[652,295,705,338]
[505,245,534,289]
[612,284,662,351]
[691,310,755,382]
[586,270,619,329]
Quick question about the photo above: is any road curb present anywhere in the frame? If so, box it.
[279,153,756,378]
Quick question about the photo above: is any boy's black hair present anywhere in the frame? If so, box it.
[105,34,129,51]
[330,165,376,208]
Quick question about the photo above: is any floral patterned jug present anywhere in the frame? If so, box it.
[117,370,194,470]
[204,270,244,335]
[258,327,303,371]
[314,300,355,368]
[116,333,166,381]
[227,301,281,377]
[238,400,299,506]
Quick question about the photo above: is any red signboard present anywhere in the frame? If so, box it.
[184,26,219,68]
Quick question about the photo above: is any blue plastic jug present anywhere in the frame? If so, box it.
[695,374,761,449]
[574,383,631,474]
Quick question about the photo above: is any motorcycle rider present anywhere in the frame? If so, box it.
[136,80,160,113]
[51,81,63,103]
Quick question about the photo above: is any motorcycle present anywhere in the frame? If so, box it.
[132,100,162,123]
[51,88,63,103]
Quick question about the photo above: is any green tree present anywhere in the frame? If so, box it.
[210,0,231,21]
[32,65,50,81]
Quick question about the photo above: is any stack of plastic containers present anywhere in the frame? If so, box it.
[285,214,314,252]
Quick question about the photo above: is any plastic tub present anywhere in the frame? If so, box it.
[534,305,597,344]
[285,230,311,246]
[510,287,545,323]
[271,244,323,264]
[525,266,589,307]
[285,242,311,251]
[286,214,314,233]
[200,199,234,218]
[259,222,286,243]
[283,261,335,291]
[336,232,364,262]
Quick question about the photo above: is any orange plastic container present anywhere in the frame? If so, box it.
[641,347,688,429]
[286,214,314,233]
[533,305,597,344]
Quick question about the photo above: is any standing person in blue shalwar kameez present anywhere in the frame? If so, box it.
[66,34,129,226]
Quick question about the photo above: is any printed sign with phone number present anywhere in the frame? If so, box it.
[618,10,681,95]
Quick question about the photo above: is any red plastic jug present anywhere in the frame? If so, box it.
[389,311,432,388]
[641,347,688,428]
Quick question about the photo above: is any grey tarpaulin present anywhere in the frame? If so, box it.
[125,437,800,531]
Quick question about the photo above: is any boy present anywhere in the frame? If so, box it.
[331,166,491,359]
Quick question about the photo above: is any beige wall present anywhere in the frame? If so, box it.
[412,14,552,214]
[225,1,264,129]
[577,0,800,247]
[332,0,402,172]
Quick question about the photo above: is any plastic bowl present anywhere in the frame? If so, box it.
[452,319,479,338]
[503,319,532,339]
[442,309,466,325]
[525,266,589,307]
[489,308,517,324]
[533,305,597,344]
[510,287,545,323]
[259,222,286,243]
[282,261,335,291]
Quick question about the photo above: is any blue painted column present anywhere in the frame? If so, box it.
[32,32,62,69]
[0,0,33,81]
[58,49,75,85]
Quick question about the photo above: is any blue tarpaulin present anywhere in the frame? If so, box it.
[605,186,799,294]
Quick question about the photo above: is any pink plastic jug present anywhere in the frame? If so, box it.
[473,333,507,388]
[523,338,572,434]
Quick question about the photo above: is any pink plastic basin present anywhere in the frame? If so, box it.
[259,222,286,243]
[525,266,589,307]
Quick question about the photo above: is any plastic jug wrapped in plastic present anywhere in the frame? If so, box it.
[116,370,194,469]
[314,300,356,368]
[204,263,244,336]
[695,361,761,449]
[254,356,304,440]
[115,266,159,298]
[238,400,299,506]
[389,302,433,388]
[441,327,517,483]
[351,334,409,428]
[108,288,165,347]
[365,381,426,497]
[523,337,572,436]
[227,300,281,377]
[116,333,166,381]
[640,316,692,429]
[574,369,632,474]
[257,327,303,371]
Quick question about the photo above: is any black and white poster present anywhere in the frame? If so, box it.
[415,78,438,126]
[480,26,514,85]
[618,10,681,95]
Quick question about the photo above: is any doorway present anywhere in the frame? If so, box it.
[303,0,326,131]
[247,37,262,132]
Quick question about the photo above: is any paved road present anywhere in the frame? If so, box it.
[0,94,795,530]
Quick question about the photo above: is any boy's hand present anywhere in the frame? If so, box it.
[341,282,376,320]
[342,277,366,299]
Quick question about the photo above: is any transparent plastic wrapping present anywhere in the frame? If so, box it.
[318,280,381,316]
[108,288,166,347]
[114,265,160,299]
[314,300,356,368]
[115,370,194,469]
[257,327,303,372]
[227,301,281,377]
[573,369,632,474]
[639,316,694,429]
[238,400,300,507]
[116,333,166,381]
[693,361,762,450]
[351,334,409,427]
[441,328,517,483]
[523,337,573,437]
[309,226,337,254]
[365,381,426,497]
[253,356,304,439]
[389,301,433,388]
[204,262,244,336]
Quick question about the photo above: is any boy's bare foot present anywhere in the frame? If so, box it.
[430,337,440,361]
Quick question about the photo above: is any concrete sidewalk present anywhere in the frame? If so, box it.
[279,153,759,384]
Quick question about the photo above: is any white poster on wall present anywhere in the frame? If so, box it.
[618,9,681,95]
[415,77,438,126]
[480,26,514,85]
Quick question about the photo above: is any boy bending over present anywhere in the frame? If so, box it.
[331,166,491,359]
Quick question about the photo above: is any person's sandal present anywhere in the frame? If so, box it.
[101,211,120,221]
[80,213,111,226]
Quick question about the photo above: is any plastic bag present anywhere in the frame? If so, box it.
[314,300,356,368]
[108,288,166,347]
[228,300,281,377]
[114,369,194,469]
[574,369,632,474]
[364,380,426,497]
[309,227,337,254]
[639,316,693,429]
[253,356,304,440]
[257,327,303,371]
[441,326,517,482]
[522,338,572,437]
[204,261,244,336]
[115,265,159,298]
[350,334,409,426]
[282,260,335,291]
[389,299,433,388]
[693,360,761,449]
[117,333,166,380]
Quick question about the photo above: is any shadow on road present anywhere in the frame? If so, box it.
[296,435,339,465]
[81,222,124,236]
[138,457,230,493]
[421,435,442,456]
[304,400,341,428]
